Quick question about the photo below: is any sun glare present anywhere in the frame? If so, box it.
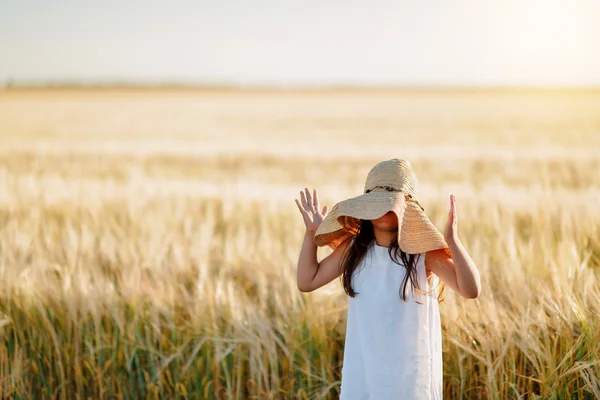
[495,1,592,80]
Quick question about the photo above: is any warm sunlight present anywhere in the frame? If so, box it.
[491,1,593,81]
[1,0,599,398]
[1,0,598,86]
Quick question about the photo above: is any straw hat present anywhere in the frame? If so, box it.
[313,158,449,254]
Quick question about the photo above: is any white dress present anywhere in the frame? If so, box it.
[339,240,443,400]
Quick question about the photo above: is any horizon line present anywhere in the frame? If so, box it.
[2,80,600,92]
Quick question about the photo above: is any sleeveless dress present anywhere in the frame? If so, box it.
[339,240,443,400]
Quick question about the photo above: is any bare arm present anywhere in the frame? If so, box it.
[297,229,320,291]
[448,237,480,298]
[426,194,481,299]
[295,188,349,292]
[425,240,480,299]
[296,230,350,292]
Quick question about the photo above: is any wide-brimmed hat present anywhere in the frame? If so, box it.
[313,158,449,254]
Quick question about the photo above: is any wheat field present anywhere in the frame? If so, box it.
[0,88,599,399]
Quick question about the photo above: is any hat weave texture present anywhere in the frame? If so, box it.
[313,159,448,254]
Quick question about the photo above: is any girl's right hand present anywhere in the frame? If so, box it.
[295,188,328,234]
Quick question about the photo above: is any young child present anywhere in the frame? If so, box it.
[295,158,481,400]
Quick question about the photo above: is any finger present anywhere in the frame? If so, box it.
[322,205,328,215]
[453,195,457,221]
[448,195,456,225]
[313,188,319,209]
[295,199,310,223]
[300,190,307,209]
[295,198,305,213]
[305,188,312,208]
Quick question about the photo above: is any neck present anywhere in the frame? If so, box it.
[373,226,396,247]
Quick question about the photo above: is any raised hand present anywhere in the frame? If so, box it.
[295,188,328,234]
[444,193,459,244]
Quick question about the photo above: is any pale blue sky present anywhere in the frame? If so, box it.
[1,0,599,86]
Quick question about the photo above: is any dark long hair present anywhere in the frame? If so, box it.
[339,219,445,302]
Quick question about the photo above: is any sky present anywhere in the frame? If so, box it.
[1,0,600,87]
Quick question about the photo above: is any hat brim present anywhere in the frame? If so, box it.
[313,191,448,254]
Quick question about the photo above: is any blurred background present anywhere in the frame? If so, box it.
[1,1,599,399]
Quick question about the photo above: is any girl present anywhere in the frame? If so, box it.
[294,158,481,400]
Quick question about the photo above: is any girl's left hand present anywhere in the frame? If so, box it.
[444,194,459,244]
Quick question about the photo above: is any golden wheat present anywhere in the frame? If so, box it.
[0,88,599,399]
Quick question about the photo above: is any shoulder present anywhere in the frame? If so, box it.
[424,248,452,274]
[424,247,462,294]
[423,248,452,268]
